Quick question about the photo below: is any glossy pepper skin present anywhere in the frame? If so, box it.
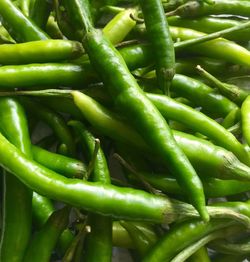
[82,26,208,221]
[0,98,32,262]
[0,0,49,42]
[139,0,175,95]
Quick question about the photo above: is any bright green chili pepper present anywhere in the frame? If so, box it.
[66,0,208,221]
[0,40,84,65]
[103,8,137,45]
[0,0,49,42]
[241,96,250,147]
[139,0,175,95]
[71,91,250,181]
[31,145,86,178]
[0,98,32,262]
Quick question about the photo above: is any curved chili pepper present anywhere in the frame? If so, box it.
[0,0,48,42]
[23,206,70,262]
[68,0,208,221]
[31,145,86,178]
[0,98,32,262]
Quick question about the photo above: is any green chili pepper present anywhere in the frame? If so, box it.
[142,218,236,262]
[186,247,211,262]
[71,91,250,181]
[0,98,32,262]
[0,40,84,65]
[168,0,250,18]
[103,8,137,45]
[147,92,249,164]
[139,0,175,95]
[31,145,86,178]
[0,0,49,42]
[23,206,70,262]
[241,96,250,147]
[21,98,76,156]
[68,0,208,221]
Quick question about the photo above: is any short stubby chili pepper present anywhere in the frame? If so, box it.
[139,0,175,95]
[65,0,208,221]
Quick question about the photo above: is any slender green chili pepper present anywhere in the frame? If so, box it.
[0,40,84,64]
[0,98,32,262]
[69,120,112,262]
[45,15,64,39]
[21,97,76,156]
[131,172,250,198]
[30,0,52,29]
[167,0,250,18]
[0,0,49,42]
[143,218,237,262]
[168,16,250,42]
[0,130,246,224]
[32,192,74,255]
[70,91,250,181]
[169,74,238,118]
[23,206,70,262]
[139,0,175,95]
[66,0,208,221]
[197,65,250,105]
[241,96,250,147]
[31,145,86,178]
[103,8,137,45]
[172,225,244,262]
[147,92,249,164]
[222,108,240,129]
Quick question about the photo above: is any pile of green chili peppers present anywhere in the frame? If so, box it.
[0,0,250,261]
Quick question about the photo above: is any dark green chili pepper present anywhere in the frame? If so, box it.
[21,98,76,156]
[139,0,175,95]
[67,0,208,221]
[24,206,70,262]
[69,120,112,262]
[0,98,32,262]
[142,218,236,262]
[31,145,86,178]
[0,40,84,65]
[241,96,250,147]
[167,0,250,18]
[30,0,52,29]
[0,0,49,42]
[32,192,74,255]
